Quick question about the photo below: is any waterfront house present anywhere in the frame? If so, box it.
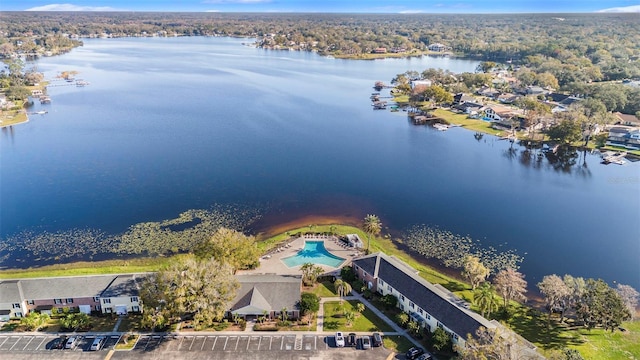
[228,274,301,321]
[373,48,387,54]
[428,43,447,52]
[0,274,145,318]
[411,79,432,89]
[99,274,143,315]
[606,126,640,150]
[0,280,24,320]
[352,252,495,348]
[453,93,476,105]
[614,112,640,127]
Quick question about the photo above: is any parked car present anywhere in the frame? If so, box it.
[65,336,80,350]
[417,351,434,360]
[372,332,383,347]
[90,336,106,351]
[361,336,371,349]
[50,336,67,350]
[346,333,357,347]
[335,331,345,347]
[406,346,425,360]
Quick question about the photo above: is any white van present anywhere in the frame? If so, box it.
[90,336,106,351]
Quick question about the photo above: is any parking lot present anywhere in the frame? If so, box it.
[0,333,396,360]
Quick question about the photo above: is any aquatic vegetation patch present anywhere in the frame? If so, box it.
[404,225,523,274]
[0,204,261,267]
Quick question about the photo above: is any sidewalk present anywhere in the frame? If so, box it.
[317,293,421,348]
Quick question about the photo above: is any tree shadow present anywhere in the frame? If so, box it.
[324,321,339,330]
[506,306,586,351]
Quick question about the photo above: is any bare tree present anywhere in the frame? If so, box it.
[493,268,528,310]
[538,274,571,324]
[615,284,639,319]
[463,255,490,290]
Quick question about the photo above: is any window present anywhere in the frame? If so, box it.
[387,284,392,291]
[453,334,459,341]
[95,305,101,311]
[418,308,423,315]
[399,294,405,301]
[104,307,113,313]
[93,297,100,302]
[54,299,62,304]
[66,298,74,303]
[103,299,111,304]
[426,312,431,320]
[437,322,443,329]
[409,301,414,309]
[12,303,21,309]
[27,300,34,305]
[130,297,139,303]
[363,271,368,277]
[14,312,23,317]
[379,279,384,286]
[399,304,404,311]
[132,306,140,312]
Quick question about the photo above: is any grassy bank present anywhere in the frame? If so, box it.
[0,256,189,279]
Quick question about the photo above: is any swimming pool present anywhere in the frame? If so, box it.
[282,241,345,268]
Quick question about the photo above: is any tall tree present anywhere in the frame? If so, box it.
[474,282,499,318]
[334,279,352,300]
[299,292,320,316]
[493,268,528,310]
[576,278,631,332]
[462,255,490,290]
[194,227,260,272]
[538,274,571,324]
[140,255,239,329]
[615,284,639,319]
[300,263,324,286]
[547,118,582,144]
[363,214,381,254]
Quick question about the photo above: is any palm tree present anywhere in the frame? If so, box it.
[334,279,352,301]
[363,214,382,254]
[344,311,355,327]
[280,307,288,322]
[355,302,365,317]
[474,282,499,318]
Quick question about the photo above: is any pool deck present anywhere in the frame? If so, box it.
[238,235,363,276]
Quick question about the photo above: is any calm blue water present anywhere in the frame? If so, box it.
[282,241,345,268]
[1,37,638,289]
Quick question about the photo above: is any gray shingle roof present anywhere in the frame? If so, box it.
[19,275,115,300]
[100,275,141,298]
[352,254,378,275]
[230,275,301,313]
[377,255,494,339]
[0,280,22,303]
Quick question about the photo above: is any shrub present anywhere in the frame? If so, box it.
[340,266,357,282]
[382,294,398,309]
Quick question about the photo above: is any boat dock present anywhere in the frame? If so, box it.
[601,151,627,165]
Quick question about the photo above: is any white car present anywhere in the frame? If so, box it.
[335,331,345,347]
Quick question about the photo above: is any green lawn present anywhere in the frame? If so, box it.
[323,300,393,332]
[115,334,138,350]
[383,335,414,353]
[306,281,338,298]
[0,256,189,279]
[502,304,640,360]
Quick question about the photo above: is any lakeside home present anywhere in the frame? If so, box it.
[0,274,145,318]
[229,274,301,321]
[352,252,541,357]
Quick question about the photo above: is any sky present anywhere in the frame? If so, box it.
[3,0,640,13]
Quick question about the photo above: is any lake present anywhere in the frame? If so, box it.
[1,37,638,290]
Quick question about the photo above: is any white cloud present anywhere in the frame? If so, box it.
[205,9,221,12]
[399,10,424,14]
[597,4,640,12]
[25,3,118,11]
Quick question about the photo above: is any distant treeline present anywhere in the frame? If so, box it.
[1,12,639,81]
